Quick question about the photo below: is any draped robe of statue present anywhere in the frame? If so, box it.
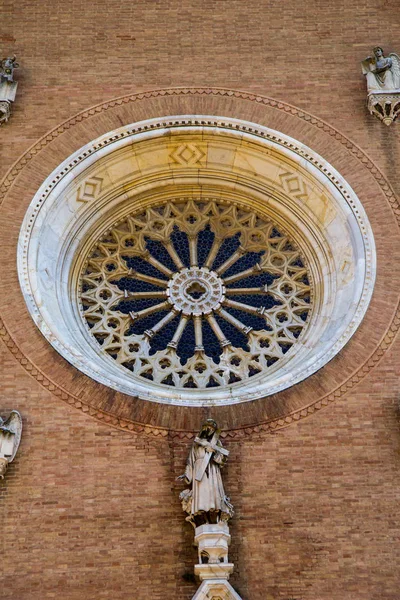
[184,436,231,518]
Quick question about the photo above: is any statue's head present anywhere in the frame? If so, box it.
[200,418,218,437]
[374,47,384,58]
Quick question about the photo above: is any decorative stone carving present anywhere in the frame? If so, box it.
[18,117,376,407]
[80,199,312,392]
[191,580,242,600]
[178,419,234,528]
[0,56,19,125]
[179,420,242,600]
[0,410,22,479]
[1,56,19,83]
[362,47,400,125]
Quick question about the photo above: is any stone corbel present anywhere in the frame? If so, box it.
[367,91,400,126]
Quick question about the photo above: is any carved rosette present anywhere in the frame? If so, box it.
[367,92,400,125]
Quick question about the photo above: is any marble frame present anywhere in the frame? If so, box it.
[17,116,376,407]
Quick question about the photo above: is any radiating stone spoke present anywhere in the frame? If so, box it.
[222,263,263,284]
[224,298,264,316]
[128,270,169,287]
[215,248,245,276]
[204,237,220,268]
[129,300,170,321]
[168,315,189,348]
[144,309,179,338]
[124,290,167,299]
[193,315,204,351]
[206,314,231,347]
[145,253,173,276]
[165,241,185,270]
[225,286,268,295]
[217,307,253,335]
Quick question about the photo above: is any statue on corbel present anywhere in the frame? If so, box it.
[362,47,400,125]
[0,410,22,479]
[0,56,20,125]
[177,419,242,600]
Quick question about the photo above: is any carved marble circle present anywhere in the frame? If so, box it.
[17,116,376,407]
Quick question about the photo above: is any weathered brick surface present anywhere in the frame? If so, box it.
[1,1,400,599]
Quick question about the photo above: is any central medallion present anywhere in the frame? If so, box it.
[167,267,225,316]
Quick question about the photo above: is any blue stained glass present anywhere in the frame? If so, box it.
[233,294,282,309]
[176,318,196,365]
[212,233,241,271]
[271,227,282,238]
[202,320,221,363]
[122,256,169,280]
[197,226,215,267]
[224,307,270,331]
[290,257,304,268]
[206,377,220,388]
[112,297,162,314]
[171,227,190,268]
[161,374,175,386]
[215,314,249,351]
[111,277,164,293]
[227,272,278,288]
[223,251,264,278]
[145,237,177,272]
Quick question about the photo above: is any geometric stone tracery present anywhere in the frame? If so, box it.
[80,199,312,390]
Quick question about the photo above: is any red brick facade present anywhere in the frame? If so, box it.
[1,2,400,599]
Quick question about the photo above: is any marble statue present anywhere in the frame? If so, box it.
[0,56,19,83]
[178,419,234,527]
[362,47,400,92]
[0,410,22,479]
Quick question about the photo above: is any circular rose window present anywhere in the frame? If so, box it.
[18,116,376,406]
[80,199,312,389]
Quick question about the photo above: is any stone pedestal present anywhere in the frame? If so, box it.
[191,523,243,599]
[367,90,400,125]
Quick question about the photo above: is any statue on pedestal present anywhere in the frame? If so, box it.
[362,47,400,92]
[0,410,22,479]
[362,47,400,125]
[178,419,240,597]
[177,418,234,528]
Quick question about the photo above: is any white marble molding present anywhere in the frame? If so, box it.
[18,116,376,407]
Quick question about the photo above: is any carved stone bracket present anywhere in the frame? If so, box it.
[367,91,400,126]
[194,523,234,582]
[192,579,243,600]
[0,80,18,126]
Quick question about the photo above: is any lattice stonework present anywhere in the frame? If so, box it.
[79,200,312,390]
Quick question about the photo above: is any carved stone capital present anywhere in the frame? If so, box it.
[367,91,400,125]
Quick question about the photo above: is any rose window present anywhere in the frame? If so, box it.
[80,200,312,389]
